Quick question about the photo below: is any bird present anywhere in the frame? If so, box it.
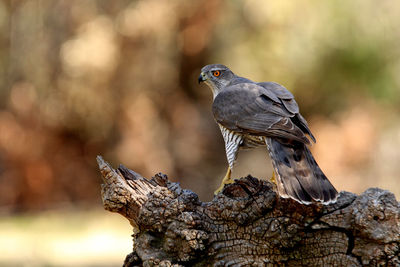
[198,64,338,204]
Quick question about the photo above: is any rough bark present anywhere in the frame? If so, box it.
[97,156,400,267]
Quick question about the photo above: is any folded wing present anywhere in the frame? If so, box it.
[212,82,314,144]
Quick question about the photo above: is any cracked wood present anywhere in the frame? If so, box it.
[97,156,400,267]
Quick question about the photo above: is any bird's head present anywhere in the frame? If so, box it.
[198,64,235,98]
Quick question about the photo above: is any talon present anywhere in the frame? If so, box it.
[214,167,233,195]
[214,184,224,195]
[270,171,276,185]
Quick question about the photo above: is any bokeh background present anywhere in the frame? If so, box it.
[1,0,400,266]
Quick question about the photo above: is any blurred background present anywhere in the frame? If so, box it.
[1,0,400,266]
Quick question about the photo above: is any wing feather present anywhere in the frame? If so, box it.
[212,83,310,144]
[257,82,299,113]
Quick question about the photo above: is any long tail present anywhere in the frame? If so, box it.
[266,138,338,204]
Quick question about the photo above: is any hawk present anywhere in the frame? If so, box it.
[198,64,338,204]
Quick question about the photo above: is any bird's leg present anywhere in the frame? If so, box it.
[270,171,276,185]
[214,167,233,195]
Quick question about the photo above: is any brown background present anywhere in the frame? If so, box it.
[1,0,400,213]
[1,1,400,265]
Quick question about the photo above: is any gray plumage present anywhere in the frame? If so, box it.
[199,64,338,204]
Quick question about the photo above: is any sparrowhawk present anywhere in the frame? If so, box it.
[198,64,338,204]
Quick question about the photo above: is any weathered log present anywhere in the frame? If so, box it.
[97,156,400,267]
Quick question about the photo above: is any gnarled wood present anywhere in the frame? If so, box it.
[97,156,400,267]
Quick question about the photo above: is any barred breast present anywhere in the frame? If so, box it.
[218,125,268,169]
[218,125,243,169]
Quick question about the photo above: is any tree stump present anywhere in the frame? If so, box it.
[97,156,400,267]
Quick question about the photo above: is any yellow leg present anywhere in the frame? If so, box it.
[214,167,233,195]
[270,171,276,185]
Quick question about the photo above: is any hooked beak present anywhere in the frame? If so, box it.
[198,72,206,84]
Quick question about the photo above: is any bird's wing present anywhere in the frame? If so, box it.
[257,82,316,142]
[212,83,311,144]
[257,82,298,114]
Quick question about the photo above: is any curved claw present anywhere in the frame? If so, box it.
[270,171,276,185]
[214,167,233,195]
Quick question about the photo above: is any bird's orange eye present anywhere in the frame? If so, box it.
[212,70,221,77]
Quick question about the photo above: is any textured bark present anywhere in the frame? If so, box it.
[97,156,400,267]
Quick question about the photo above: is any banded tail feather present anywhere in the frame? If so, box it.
[266,138,338,204]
